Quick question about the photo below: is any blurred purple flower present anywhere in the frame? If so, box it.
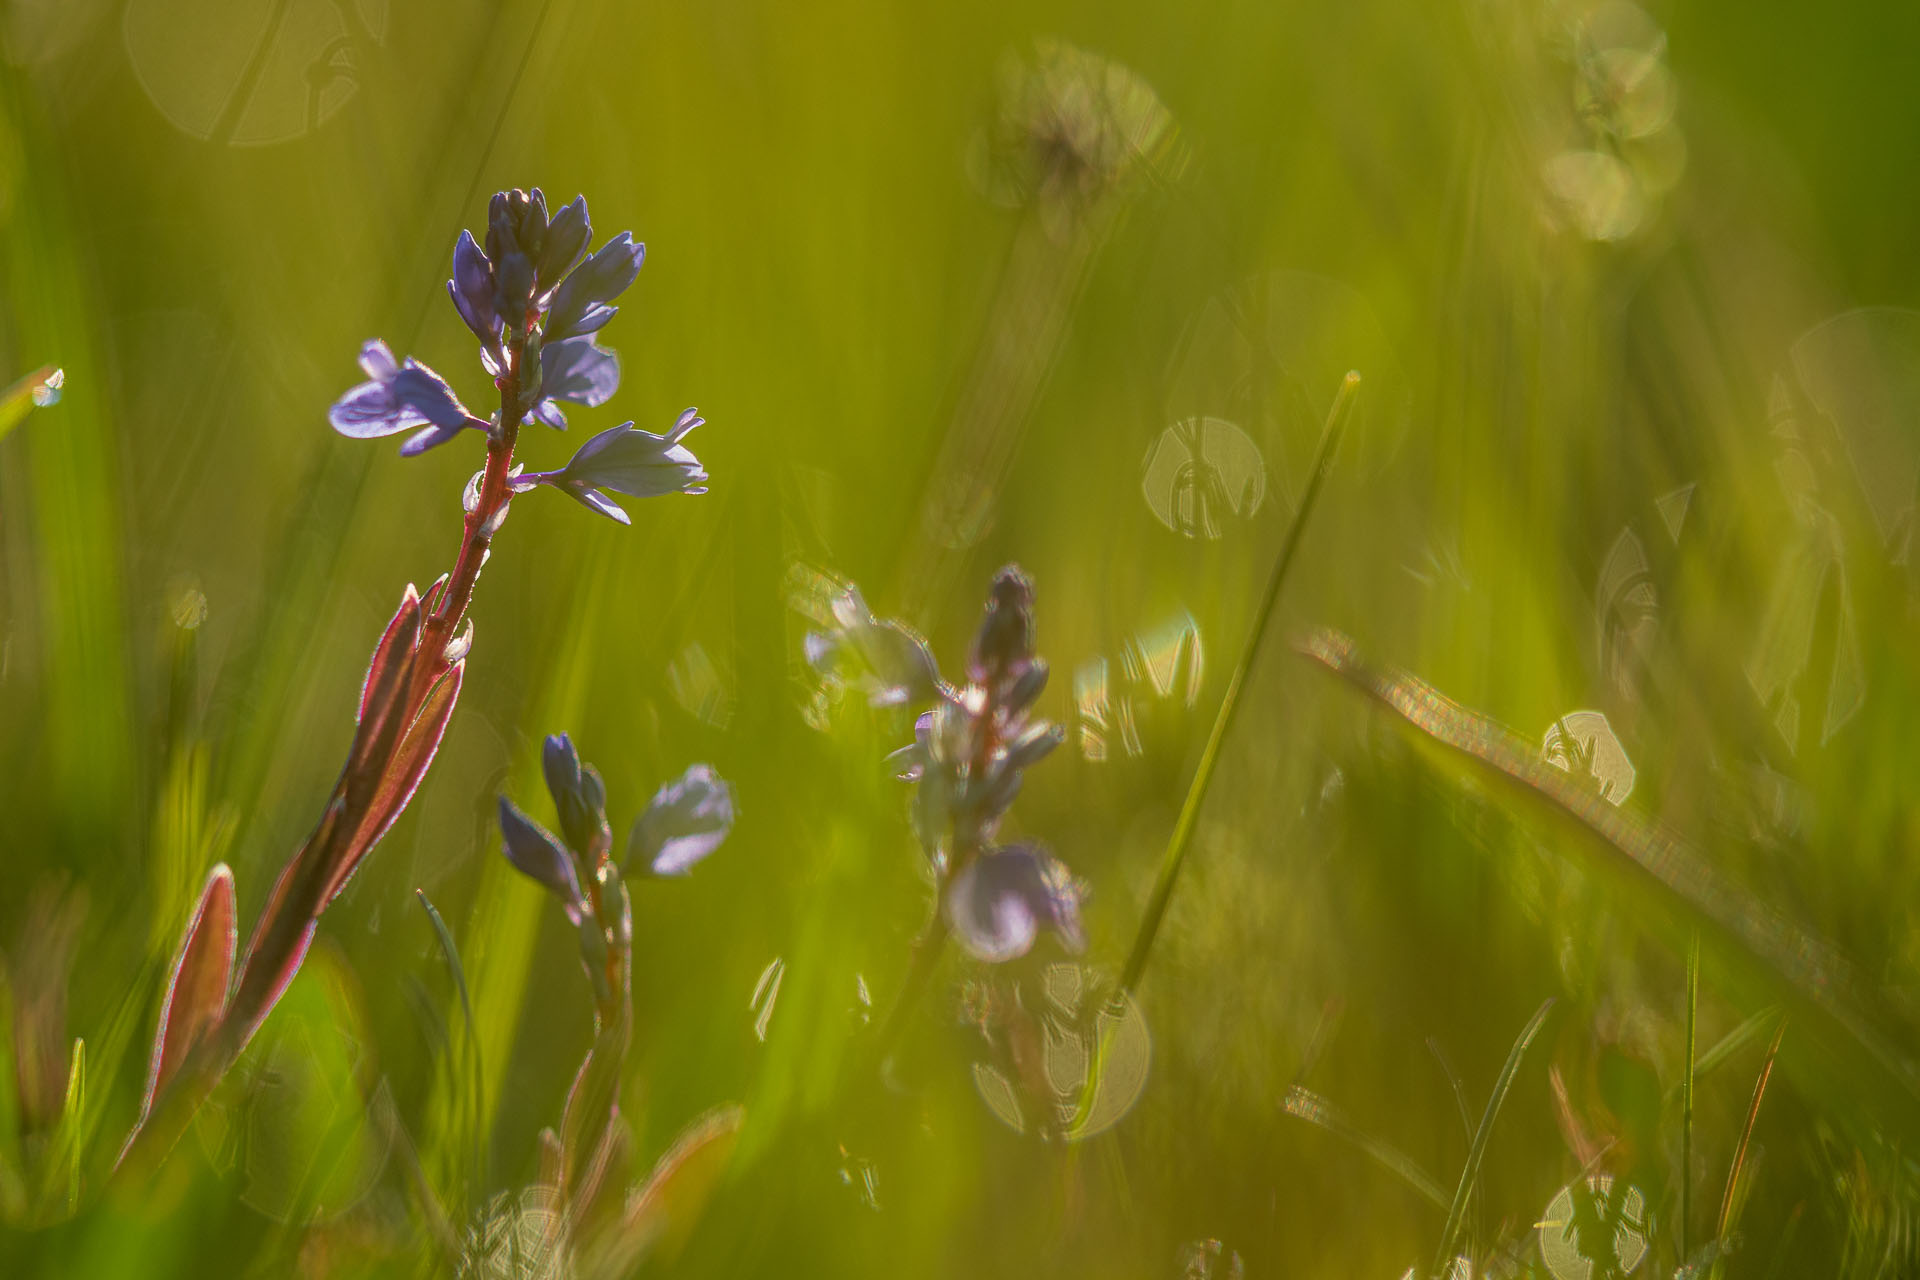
[627,763,736,876]
[805,586,945,710]
[511,408,710,524]
[499,795,586,924]
[529,336,621,429]
[945,843,1084,962]
[967,566,1043,705]
[328,339,489,456]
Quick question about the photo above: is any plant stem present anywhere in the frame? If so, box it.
[1117,371,1359,995]
[869,919,952,1073]
[115,335,531,1187]
[1682,931,1699,1262]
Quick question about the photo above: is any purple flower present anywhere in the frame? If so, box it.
[511,409,709,524]
[328,340,488,455]
[450,191,597,373]
[626,763,736,876]
[536,195,591,298]
[945,843,1085,962]
[499,795,586,924]
[447,230,500,354]
[528,336,621,429]
[546,232,645,343]
[486,188,553,323]
[542,732,611,860]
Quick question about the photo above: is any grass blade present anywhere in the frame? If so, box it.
[1432,998,1554,1278]
[417,888,483,1202]
[1281,1085,1448,1209]
[0,365,61,443]
[1715,1018,1787,1258]
[1683,932,1699,1260]
[1118,371,1360,995]
[1298,627,1920,1142]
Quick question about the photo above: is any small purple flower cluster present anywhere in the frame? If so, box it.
[810,566,1083,962]
[495,734,736,1247]
[329,187,707,521]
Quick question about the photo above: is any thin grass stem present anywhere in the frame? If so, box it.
[1117,371,1360,996]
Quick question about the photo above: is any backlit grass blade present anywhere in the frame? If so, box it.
[1118,371,1360,996]
[1432,998,1554,1279]
[1298,627,1920,1142]
[0,365,61,443]
[1281,1085,1448,1209]
[416,888,483,1203]
[1683,932,1699,1260]
[1714,1018,1787,1270]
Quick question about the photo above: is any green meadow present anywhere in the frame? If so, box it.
[3,0,1920,1275]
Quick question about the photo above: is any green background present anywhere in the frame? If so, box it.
[3,0,1920,1274]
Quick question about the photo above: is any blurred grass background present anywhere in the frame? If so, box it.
[3,0,1920,1274]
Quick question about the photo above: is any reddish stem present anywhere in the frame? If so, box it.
[115,330,531,1186]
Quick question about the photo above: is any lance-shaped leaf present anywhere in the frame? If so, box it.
[1298,625,1920,1144]
[604,1104,745,1270]
[512,410,710,523]
[325,659,466,909]
[42,1039,84,1218]
[359,583,423,721]
[560,1034,626,1214]
[349,590,425,776]
[136,864,236,1124]
[219,786,361,1064]
[625,764,735,876]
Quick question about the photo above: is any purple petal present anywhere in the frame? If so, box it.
[329,380,417,438]
[557,419,708,498]
[628,764,735,876]
[449,230,498,343]
[547,233,645,341]
[569,486,633,525]
[542,732,610,856]
[537,195,591,294]
[569,303,618,336]
[391,362,474,430]
[357,339,400,381]
[398,422,470,456]
[1003,719,1064,771]
[539,335,621,407]
[499,796,585,916]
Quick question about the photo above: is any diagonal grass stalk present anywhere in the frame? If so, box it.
[1711,1017,1787,1278]
[1683,931,1699,1262]
[1117,370,1360,995]
[1431,998,1555,1279]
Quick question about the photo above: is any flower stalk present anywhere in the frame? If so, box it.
[114,187,707,1190]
